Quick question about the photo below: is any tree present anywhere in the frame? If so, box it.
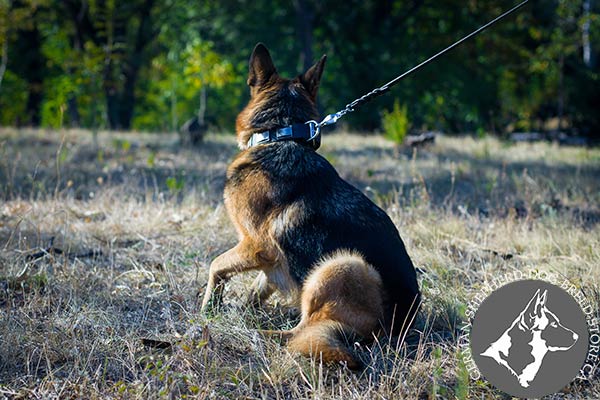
[1,0,599,137]
[0,0,49,125]
[61,0,164,130]
[182,40,234,127]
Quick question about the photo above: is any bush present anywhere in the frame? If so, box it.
[382,99,410,145]
[0,71,28,126]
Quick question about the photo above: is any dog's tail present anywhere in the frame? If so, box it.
[260,323,361,369]
[287,320,362,369]
[284,251,383,369]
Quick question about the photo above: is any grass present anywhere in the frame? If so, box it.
[0,127,599,399]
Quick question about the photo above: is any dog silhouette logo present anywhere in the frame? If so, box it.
[480,288,579,387]
[470,280,589,398]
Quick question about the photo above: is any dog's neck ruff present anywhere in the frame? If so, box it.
[246,122,321,150]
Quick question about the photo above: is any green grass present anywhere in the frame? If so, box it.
[1,128,599,399]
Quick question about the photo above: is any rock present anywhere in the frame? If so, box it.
[180,116,207,146]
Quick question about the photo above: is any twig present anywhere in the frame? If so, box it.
[437,231,515,260]
[54,134,67,199]
[25,246,103,261]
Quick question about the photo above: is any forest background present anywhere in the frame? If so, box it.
[1,0,598,138]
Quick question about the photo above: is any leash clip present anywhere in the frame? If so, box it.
[305,110,346,139]
[305,110,347,146]
[318,111,346,128]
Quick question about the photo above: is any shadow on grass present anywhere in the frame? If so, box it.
[327,144,600,227]
[0,134,238,204]
[2,132,599,226]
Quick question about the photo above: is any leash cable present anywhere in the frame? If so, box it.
[306,0,530,139]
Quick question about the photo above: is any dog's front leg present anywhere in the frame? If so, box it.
[201,240,276,311]
[248,271,277,307]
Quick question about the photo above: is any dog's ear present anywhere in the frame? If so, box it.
[534,289,548,316]
[519,289,543,329]
[248,43,277,89]
[300,55,327,100]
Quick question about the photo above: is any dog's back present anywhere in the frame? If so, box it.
[243,141,420,332]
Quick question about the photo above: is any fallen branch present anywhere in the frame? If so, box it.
[437,231,515,260]
[405,131,436,147]
[25,246,103,261]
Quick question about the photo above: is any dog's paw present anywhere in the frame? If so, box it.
[246,291,264,309]
[200,282,226,313]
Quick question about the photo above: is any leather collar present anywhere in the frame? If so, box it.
[246,123,320,150]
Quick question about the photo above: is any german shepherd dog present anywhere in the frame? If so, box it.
[201,43,420,368]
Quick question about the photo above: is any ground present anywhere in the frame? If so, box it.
[0,128,599,399]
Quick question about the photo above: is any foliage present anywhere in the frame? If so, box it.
[0,0,598,137]
[0,0,47,94]
[166,175,185,195]
[183,40,234,92]
[131,40,237,132]
[0,70,28,124]
[382,99,410,145]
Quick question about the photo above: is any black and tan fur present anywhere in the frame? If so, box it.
[201,44,420,368]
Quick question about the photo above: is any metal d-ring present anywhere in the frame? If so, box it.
[305,120,321,141]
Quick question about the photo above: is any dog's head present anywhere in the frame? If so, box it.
[519,289,578,351]
[235,43,327,149]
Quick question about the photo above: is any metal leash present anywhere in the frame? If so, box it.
[306,0,530,140]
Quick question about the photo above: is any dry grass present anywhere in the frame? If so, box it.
[0,128,599,399]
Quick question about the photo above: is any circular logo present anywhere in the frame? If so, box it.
[470,279,589,398]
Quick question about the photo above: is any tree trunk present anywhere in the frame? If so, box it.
[198,86,207,125]
[294,0,314,72]
[103,55,121,129]
[111,0,157,130]
[0,0,11,94]
[63,0,90,128]
[70,0,157,130]
[557,53,565,131]
[119,65,139,130]
[105,93,120,129]
[170,74,178,131]
[0,31,7,93]
[19,23,45,126]
[66,96,80,127]
[582,0,592,67]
